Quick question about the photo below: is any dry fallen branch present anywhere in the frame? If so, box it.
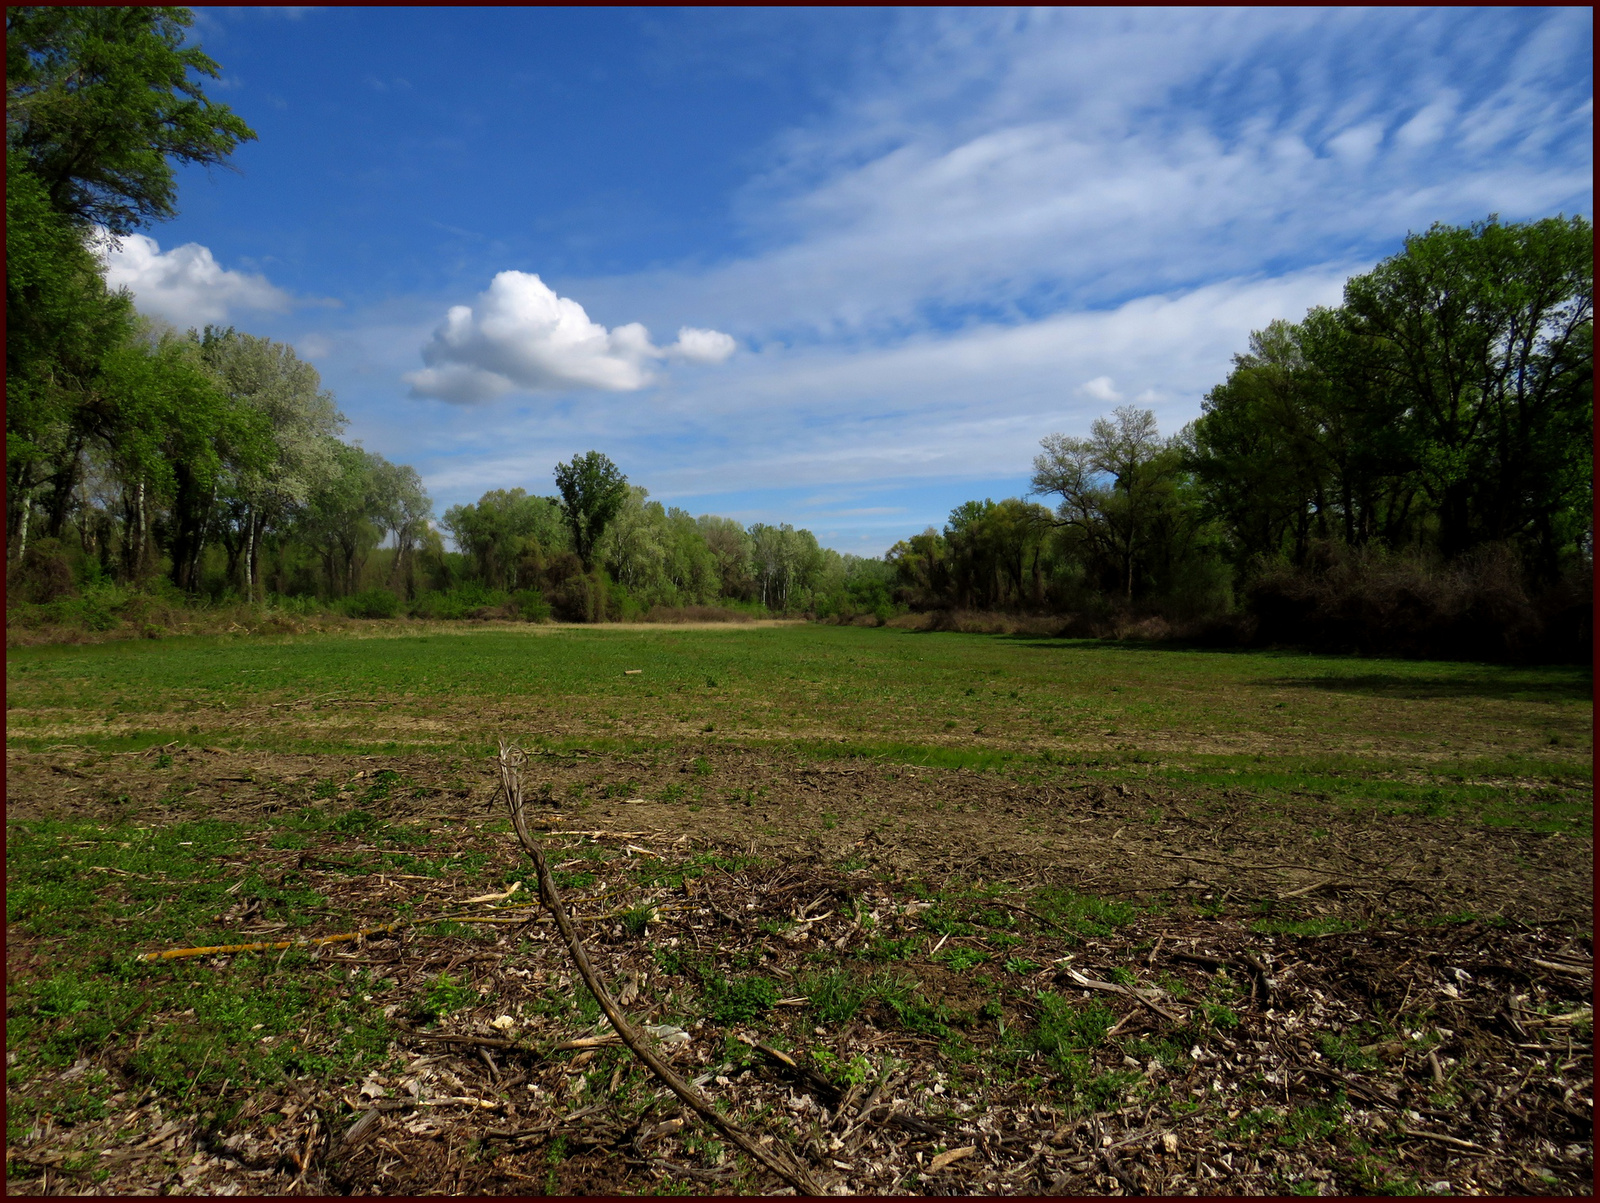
[494,740,824,1196]
[136,922,405,962]
[1062,966,1185,1023]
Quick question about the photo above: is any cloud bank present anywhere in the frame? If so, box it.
[96,231,293,328]
[404,271,735,402]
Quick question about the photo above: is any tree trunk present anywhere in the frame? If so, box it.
[244,508,257,602]
[133,480,146,580]
[44,436,85,539]
[17,495,31,562]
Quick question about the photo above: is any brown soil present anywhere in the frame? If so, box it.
[7,745,1591,926]
[5,745,1593,1196]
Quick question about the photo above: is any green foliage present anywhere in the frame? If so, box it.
[555,451,629,571]
[1188,215,1592,656]
[332,808,383,836]
[1029,993,1128,1109]
[442,488,567,592]
[620,903,657,935]
[340,587,400,619]
[1031,887,1138,936]
[1317,1031,1379,1071]
[1200,1001,1240,1030]
[860,934,919,962]
[699,975,778,1024]
[409,582,510,620]
[800,969,869,1023]
[1032,993,1115,1064]
[410,973,478,1024]
[1232,1098,1349,1149]
[932,947,990,971]
[510,588,552,622]
[6,6,256,233]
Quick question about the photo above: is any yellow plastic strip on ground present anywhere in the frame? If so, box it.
[136,921,405,962]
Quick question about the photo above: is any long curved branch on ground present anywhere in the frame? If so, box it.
[494,740,824,1196]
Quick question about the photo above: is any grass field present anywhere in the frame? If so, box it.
[6,624,1593,1195]
[8,622,1592,821]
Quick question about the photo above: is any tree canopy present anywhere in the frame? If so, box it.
[555,451,629,571]
[6,6,256,233]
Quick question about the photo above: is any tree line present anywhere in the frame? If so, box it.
[886,215,1592,660]
[8,9,1589,658]
[438,460,894,623]
[6,8,892,627]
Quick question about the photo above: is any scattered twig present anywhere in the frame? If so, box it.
[1062,967,1184,1023]
[1278,878,1336,899]
[1530,958,1592,978]
[1395,1125,1485,1152]
[495,740,824,1196]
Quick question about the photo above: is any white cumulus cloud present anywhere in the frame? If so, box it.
[95,231,293,328]
[1077,375,1122,403]
[405,271,735,403]
[668,326,737,364]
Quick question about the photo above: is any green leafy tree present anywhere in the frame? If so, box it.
[371,459,435,600]
[1191,315,1417,568]
[6,6,256,233]
[597,486,670,597]
[554,451,628,571]
[886,527,949,608]
[87,330,274,591]
[944,497,1053,609]
[663,507,720,604]
[697,514,754,600]
[198,329,344,598]
[1340,215,1593,572]
[5,151,137,555]
[1194,216,1593,581]
[298,444,409,597]
[442,487,561,591]
[749,523,824,611]
[1032,405,1182,601]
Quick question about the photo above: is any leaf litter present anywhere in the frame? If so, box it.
[4,744,1592,1195]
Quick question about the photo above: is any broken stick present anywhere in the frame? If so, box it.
[494,740,823,1196]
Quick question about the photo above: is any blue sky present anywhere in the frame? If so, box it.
[104,7,1593,555]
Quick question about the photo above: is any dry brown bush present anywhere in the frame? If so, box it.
[640,604,757,623]
[886,609,1084,637]
[1247,542,1590,663]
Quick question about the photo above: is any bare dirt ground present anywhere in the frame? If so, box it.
[9,744,1592,925]
[6,744,1594,1196]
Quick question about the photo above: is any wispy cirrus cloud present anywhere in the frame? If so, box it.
[580,7,1591,342]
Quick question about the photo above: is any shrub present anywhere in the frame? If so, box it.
[1246,541,1586,663]
[549,571,607,623]
[8,539,77,605]
[510,588,551,622]
[408,583,508,620]
[340,587,400,619]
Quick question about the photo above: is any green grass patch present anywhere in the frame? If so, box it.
[1031,886,1138,936]
[698,975,779,1024]
[932,947,990,971]
[12,628,1584,789]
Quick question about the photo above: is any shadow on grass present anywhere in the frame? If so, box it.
[1274,673,1591,703]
